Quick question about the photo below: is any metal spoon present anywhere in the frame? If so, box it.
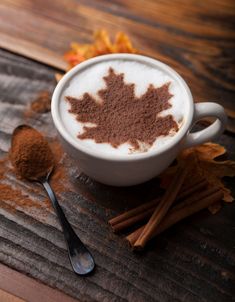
[11,125,95,276]
[41,171,95,275]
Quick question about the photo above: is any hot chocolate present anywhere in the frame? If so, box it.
[60,59,188,155]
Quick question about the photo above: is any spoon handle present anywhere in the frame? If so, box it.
[42,180,95,275]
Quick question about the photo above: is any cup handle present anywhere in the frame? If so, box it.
[182,102,227,149]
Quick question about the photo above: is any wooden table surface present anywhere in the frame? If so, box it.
[0,1,235,302]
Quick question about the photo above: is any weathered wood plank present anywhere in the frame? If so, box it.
[0,32,67,71]
[0,49,235,301]
[0,263,78,302]
[0,288,25,302]
[0,0,234,117]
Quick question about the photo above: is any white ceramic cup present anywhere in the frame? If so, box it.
[51,54,227,186]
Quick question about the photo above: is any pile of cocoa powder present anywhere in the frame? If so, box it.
[10,125,54,180]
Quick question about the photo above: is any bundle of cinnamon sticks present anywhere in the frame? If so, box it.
[108,166,223,250]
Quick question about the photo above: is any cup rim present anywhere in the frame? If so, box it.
[51,54,194,162]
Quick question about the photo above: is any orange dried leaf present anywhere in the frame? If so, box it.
[63,50,85,67]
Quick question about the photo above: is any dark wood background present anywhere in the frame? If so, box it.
[0,1,235,301]
[0,0,235,118]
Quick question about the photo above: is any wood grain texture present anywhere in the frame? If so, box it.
[0,49,235,301]
[0,263,78,302]
[0,289,25,302]
[0,0,234,117]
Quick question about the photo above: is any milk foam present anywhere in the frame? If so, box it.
[60,59,188,155]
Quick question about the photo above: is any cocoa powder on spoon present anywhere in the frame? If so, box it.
[10,125,54,180]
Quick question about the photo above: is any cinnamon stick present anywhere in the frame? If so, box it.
[177,179,207,200]
[109,175,206,233]
[134,166,188,249]
[126,226,143,246]
[173,185,218,211]
[109,198,160,227]
[127,188,223,247]
[110,206,157,233]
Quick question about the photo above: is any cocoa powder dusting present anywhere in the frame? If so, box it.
[10,126,54,180]
[0,156,50,212]
[66,68,179,150]
[31,91,51,113]
[24,91,51,119]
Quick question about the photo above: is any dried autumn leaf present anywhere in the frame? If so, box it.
[63,42,90,66]
[55,73,63,82]
[93,30,113,55]
[113,32,138,53]
[161,143,235,203]
[181,143,235,202]
[180,142,226,161]
[63,30,139,70]
[63,49,85,67]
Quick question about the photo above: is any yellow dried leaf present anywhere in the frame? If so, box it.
[71,43,91,57]
[55,73,63,82]
[93,30,113,54]
[113,32,138,53]
[63,30,139,70]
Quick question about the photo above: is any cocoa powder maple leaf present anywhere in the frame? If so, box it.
[66,68,179,150]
